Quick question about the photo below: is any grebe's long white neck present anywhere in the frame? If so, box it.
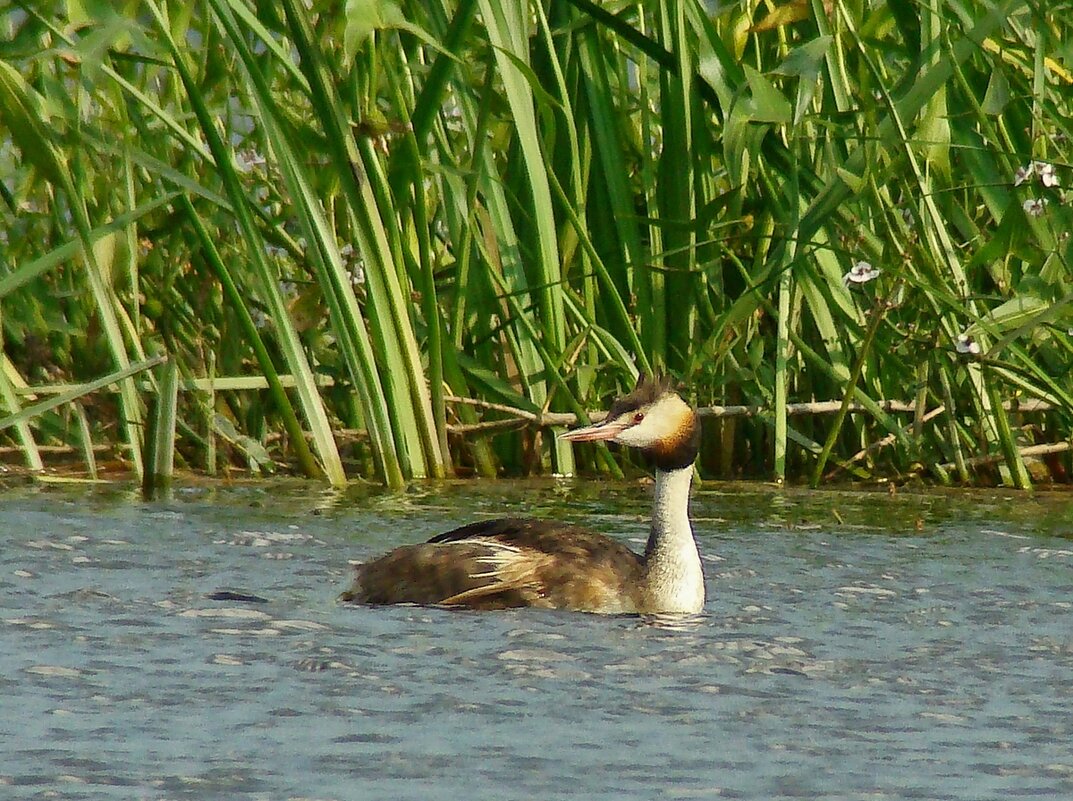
[642,465,704,614]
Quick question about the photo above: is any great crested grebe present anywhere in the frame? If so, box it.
[339,375,704,615]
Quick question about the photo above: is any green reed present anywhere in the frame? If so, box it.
[0,0,1070,487]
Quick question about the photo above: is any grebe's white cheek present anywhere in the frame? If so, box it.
[610,409,674,447]
[613,425,649,447]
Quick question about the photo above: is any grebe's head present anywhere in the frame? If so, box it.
[560,374,699,470]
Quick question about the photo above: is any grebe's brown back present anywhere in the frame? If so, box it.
[339,375,704,615]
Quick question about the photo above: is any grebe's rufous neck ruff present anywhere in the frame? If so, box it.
[340,373,705,615]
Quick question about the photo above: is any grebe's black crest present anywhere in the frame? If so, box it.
[604,373,676,419]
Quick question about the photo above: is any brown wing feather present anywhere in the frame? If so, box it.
[339,539,519,607]
[341,518,645,613]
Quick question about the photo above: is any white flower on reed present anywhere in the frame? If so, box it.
[1014,160,1060,188]
[955,333,981,356]
[1037,161,1059,188]
[843,260,881,286]
[340,243,365,287]
[346,266,365,288]
[251,308,270,330]
[234,148,265,174]
[1022,198,1048,217]
[1014,163,1034,186]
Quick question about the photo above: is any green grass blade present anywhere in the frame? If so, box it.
[477,0,574,473]
[71,402,99,480]
[0,359,44,471]
[0,192,179,300]
[277,0,446,479]
[0,355,164,435]
[179,195,326,483]
[143,358,179,496]
[209,0,406,487]
[0,59,146,476]
[146,1,345,485]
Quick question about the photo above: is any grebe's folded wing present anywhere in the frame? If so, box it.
[429,518,642,569]
[345,517,644,611]
[426,517,534,544]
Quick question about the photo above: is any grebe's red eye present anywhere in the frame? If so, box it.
[633,412,645,423]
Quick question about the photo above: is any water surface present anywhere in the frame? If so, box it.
[2,480,1072,800]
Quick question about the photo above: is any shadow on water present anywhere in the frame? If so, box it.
[1,479,1072,800]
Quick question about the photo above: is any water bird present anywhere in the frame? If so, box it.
[340,375,705,615]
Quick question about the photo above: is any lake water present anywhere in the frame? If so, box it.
[1,479,1072,800]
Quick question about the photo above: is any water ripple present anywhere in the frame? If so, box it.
[1,484,1072,800]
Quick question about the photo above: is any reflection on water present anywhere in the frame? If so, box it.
[1,481,1072,800]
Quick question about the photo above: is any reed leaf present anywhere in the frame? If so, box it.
[277,0,446,480]
[0,59,147,475]
[0,356,164,434]
[3,1,1070,485]
[179,196,325,482]
[143,358,179,495]
[0,359,43,471]
[145,0,345,485]
[208,0,406,487]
